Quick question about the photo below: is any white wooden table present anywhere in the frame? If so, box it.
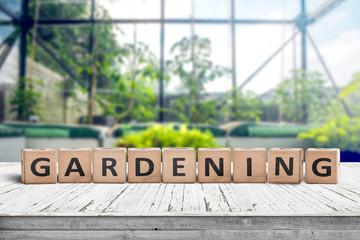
[0,162,360,239]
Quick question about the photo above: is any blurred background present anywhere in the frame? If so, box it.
[0,0,359,162]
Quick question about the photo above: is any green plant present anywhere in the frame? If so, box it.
[97,42,159,122]
[339,73,360,100]
[298,116,360,152]
[224,89,263,122]
[338,72,360,117]
[275,70,330,123]
[10,77,43,121]
[116,124,219,149]
[166,35,231,124]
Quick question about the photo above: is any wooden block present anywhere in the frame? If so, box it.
[305,148,340,184]
[93,147,127,183]
[268,148,303,184]
[128,148,161,183]
[58,148,92,183]
[233,148,266,183]
[162,147,196,183]
[198,148,231,183]
[21,148,57,184]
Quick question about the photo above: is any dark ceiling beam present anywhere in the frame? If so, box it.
[34,18,295,25]
[0,20,14,25]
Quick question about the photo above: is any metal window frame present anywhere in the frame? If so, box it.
[0,0,347,122]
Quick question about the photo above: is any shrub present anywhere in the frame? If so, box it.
[116,124,219,149]
[298,116,360,153]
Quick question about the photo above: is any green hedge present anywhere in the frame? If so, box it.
[112,124,226,138]
[248,125,315,137]
[229,122,258,137]
[230,122,318,137]
[1,123,100,139]
[0,125,25,138]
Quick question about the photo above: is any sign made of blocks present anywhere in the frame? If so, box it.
[58,148,92,183]
[162,147,196,183]
[198,148,231,183]
[93,147,127,183]
[233,148,266,183]
[128,148,161,183]
[20,147,341,184]
[305,148,340,184]
[268,148,304,184]
[21,148,57,184]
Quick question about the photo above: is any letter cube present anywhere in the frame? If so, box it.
[93,147,127,183]
[21,148,57,184]
[268,148,303,184]
[128,148,161,183]
[305,148,340,184]
[162,147,196,183]
[58,148,92,183]
[198,148,231,183]
[233,148,266,183]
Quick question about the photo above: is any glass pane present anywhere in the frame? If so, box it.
[164,24,191,93]
[195,24,232,93]
[165,0,191,19]
[194,0,230,19]
[0,25,14,41]
[0,0,21,20]
[236,24,298,94]
[307,0,329,14]
[235,0,300,20]
[0,36,18,85]
[307,0,360,87]
[97,0,160,19]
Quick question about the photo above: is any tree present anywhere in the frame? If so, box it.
[225,89,263,122]
[166,35,231,124]
[275,70,330,123]
[97,42,159,122]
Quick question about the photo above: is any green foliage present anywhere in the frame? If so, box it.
[339,73,360,100]
[225,89,263,122]
[10,78,43,121]
[166,35,231,124]
[97,42,158,122]
[298,116,360,153]
[275,70,329,123]
[116,124,219,149]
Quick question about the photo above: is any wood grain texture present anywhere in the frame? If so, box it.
[128,148,161,183]
[162,148,196,183]
[58,148,92,183]
[93,148,127,183]
[268,148,303,184]
[305,148,340,184]
[1,163,360,217]
[198,148,231,183]
[233,148,266,183]
[21,149,57,184]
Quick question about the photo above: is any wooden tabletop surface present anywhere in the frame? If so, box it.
[0,162,360,217]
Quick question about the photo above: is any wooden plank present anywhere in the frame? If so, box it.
[2,229,360,240]
[2,216,360,230]
[0,163,359,217]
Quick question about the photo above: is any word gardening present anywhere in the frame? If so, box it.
[21,147,340,184]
